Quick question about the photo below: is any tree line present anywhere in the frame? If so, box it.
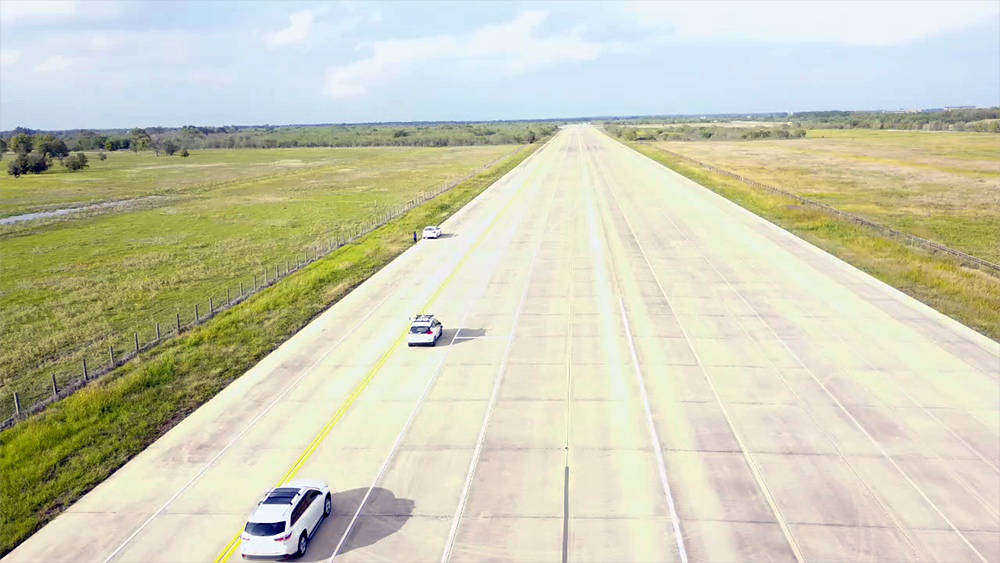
[605,124,807,142]
[2,121,557,156]
[605,107,1000,134]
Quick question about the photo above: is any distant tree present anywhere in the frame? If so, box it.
[105,139,114,151]
[162,140,178,156]
[526,130,537,143]
[98,152,108,160]
[179,149,190,157]
[9,133,32,155]
[63,152,89,171]
[0,137,7,154]
[130,128,151,151]
[33,134,70,158]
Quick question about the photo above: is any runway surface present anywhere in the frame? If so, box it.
[8,124,999,562]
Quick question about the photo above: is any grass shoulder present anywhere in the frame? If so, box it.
[0,143,538,556]
[622,140,1000,341]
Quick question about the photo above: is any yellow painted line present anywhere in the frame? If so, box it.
[214,138,560,563]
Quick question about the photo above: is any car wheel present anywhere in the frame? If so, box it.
[295,532,308,557]
[324,494,332,517]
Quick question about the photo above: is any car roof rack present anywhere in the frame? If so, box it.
[413,314,435,322]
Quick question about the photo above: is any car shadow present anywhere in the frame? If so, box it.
[437,328,486,346]
[436,233,458,239]
[299,487,414,561]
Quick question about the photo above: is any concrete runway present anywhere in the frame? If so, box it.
[8,125,999,562]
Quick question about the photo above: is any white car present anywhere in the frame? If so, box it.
[422,225,442,239]
[240,479,332,560]
[407,314,443,346]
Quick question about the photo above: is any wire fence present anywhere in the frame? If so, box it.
[648,145,1000,275]
[1,145,528,430]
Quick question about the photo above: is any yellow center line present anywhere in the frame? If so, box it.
[214,139,559,563]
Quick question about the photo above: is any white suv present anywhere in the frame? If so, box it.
[407,314,443,346]
[240,479,332,559]
[422,225,442,239]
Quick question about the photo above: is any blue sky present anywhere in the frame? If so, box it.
[1,0,998,130]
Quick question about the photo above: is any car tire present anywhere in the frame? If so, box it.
[324,494,333,517]
[295,532,308,558]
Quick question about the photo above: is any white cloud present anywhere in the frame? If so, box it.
[627,1,1000,46]
[1,0,77,22]
[35,54,72,73]
[324,11,605,99]
[1,49,21,67]
[184,69,236,89]
[264,9,315,49]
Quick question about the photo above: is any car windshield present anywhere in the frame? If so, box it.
[410,325,431,333]
[245,521,285,536]
[423,228,436,232]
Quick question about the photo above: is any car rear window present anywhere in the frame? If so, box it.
[410,325,431,333]
[245,521,285,536]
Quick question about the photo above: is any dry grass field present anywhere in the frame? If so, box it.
[652,129,999,262]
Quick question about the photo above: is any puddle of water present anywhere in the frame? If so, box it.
[1,196,163,225]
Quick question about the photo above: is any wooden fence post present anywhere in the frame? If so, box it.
[134,332,139,353]
[195,303,200,322]
[108,345,115,368]
[13,392,20,418]
[156,323,161,340]
[210,297,214,313]
[240,281,245,296]
[176,312,181,333]
[51,374,58,397]
[227,288,231,305]
[83,357,89,380]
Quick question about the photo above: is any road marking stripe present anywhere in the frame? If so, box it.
[612,131,988,562]
[590,136,806,562]
[440,133,572,563]
[214,138,561,562]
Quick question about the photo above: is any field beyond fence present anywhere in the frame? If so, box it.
[1,144,526,426]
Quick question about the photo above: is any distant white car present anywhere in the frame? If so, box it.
[240,479,332,560]
[407,314,443,346]
[422,226,442,239]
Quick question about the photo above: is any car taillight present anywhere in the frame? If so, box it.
[425,329,433,334]
[275,532,292,542]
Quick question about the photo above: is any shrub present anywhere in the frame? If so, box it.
[7,151,49,177]
[180,149,190,157]
[63,152,89,172]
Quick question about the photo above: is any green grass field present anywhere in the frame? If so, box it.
[620,133,1000,341]
[650,129,1000,262]
[0,145,518,420]
[0,143,538,555]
